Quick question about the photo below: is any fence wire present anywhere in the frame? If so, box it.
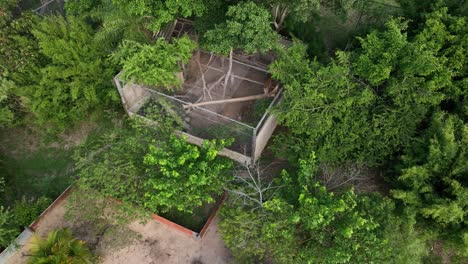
[136,88,256,156]
[31,0,64,15]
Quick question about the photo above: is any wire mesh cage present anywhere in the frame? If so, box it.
[31,0,64,15]
[114,20,282,164]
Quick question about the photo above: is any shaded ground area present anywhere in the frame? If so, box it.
[0,117,112,204]
[161,196,220,232]
[0,121,96,207]
[101,217,231,264]
[7,196,232,264]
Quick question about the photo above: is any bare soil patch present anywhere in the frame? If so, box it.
[7,196,232,264]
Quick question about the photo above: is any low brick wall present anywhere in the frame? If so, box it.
[29,185,73,231]
[2,184,226,264]
[0,185,73,262]
[198,192,227,238]
[150,191,227,239]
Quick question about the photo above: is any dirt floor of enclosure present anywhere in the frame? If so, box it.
[8,197,232,264]
[183,50,268,123]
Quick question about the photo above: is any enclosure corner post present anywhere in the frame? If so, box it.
[251,128,257,164]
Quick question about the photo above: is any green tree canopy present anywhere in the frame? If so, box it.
[73,104,231,216]
[112,36,196,90]
[392,112,468,253]
[28,15,117,130]
[269,8,467,165]
[143,135,233,213]
[66,0,159,46]
[220,156,425,263]
[111,0,208,33]
[203,1,280,55]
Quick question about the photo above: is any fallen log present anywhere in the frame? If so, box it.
[183,92,275,109]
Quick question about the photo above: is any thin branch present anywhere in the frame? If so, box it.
[223,49,233,98]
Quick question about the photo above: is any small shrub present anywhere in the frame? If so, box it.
[27,228,94,264]
[0,206,18,248]
[12,196,52,228]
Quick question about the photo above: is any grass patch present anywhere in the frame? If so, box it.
[1,147,74,205]
[0,111,124,206]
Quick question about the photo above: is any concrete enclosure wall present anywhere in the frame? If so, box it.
[175,130,252,165]
[253,115,278,161]
[122,84,150,113]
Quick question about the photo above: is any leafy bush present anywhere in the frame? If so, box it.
[112,36,196,90]
[0,4,42,126]
[143,135,233,213]
[12,196,52,228]
[220,156,427,263]
[0,78,14,127]
[203,1,280,55]
[29,15,117,130]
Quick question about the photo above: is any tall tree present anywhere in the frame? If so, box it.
[111,36,196,90]
[392,112,467,253]
[220,156,425,263]
[202,1,280,56]
[264,0,320,30]
[73,104,232,215]
[29,15,117,130]
[269,8,467,165]
[66,0,157,46]
[143,135,232,213]
[110,0,208,33]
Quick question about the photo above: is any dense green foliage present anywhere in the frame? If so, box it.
[12,196,52,228]
[73,106,231,216]
[72,116,170,210]
[0,206,17,247]
[0,78,14,127]
[0,2,41,127]
[0,3,40,80]
[27,228,94,264]
[112,36,196,90]
[143,135,232,213]
[221,156,426,263]
[0,0,467,262]
[270,9,467,166]
[111,0,208,33]
[203,1,280,55]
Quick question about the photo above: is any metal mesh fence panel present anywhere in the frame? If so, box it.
[32,0,64,15]
[136,88,255,157]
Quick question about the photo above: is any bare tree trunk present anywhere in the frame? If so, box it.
[271,4,289,31]
[223,49,233,99]
[227,162,283,211]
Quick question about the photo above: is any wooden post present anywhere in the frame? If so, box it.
[183,93,276,109]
